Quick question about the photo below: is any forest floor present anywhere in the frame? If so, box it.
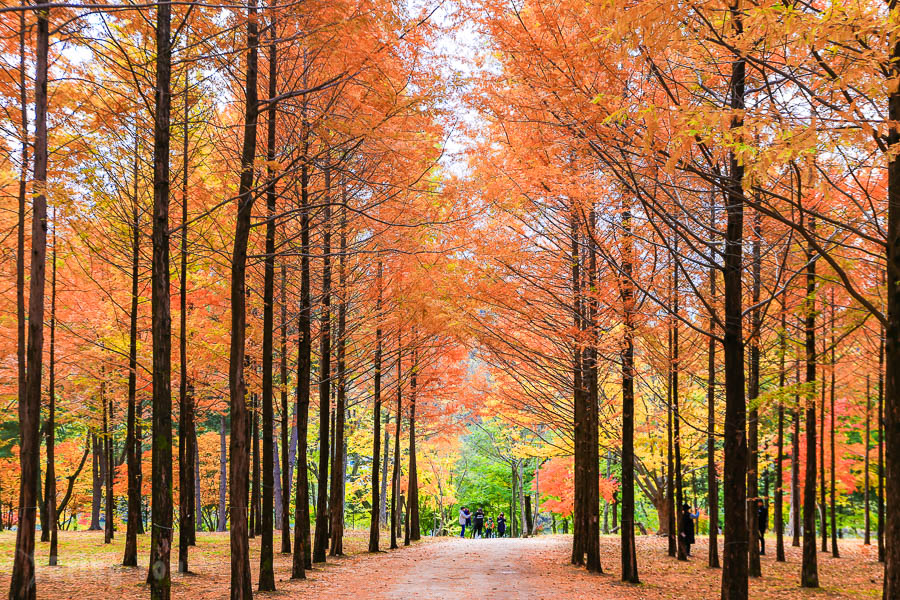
[0,529,883,598]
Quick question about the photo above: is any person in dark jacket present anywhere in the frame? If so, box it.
[757,499,769,555]
[472,508,485,538]
[496,513,506,538]
[678,503,696,557]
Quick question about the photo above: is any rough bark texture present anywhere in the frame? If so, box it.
[369,261,383,552]
[312,167,332,564]
[801,229,819,589]
[620,203,638,584]
[148,0,175,596]
[721,5,749,594]
[123,179,141,567]
[10,7,48,599]
[227,2,260,596]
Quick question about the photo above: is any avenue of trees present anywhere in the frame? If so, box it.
[0,1,897,600]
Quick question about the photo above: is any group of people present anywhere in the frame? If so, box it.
[458,507,507,539]
[678,499,768,558]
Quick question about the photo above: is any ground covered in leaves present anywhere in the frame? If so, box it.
[0,530,883,598]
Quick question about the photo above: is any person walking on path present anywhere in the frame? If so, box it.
[485,517,494,539]
[496,513,506,538]
[678,503,696,557]
[757,499,768,555]
[459,507,471,538]
[472,508,485,538]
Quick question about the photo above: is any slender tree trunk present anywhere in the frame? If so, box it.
[584,211,601,572]
[820,354,827,554]
[330,192,348,556]
[747,215,761,576]
[721,4,749,593]
[883,22,900,593]
[408,346,421,543]
[104,384,114,544]
[801,224,819,589]
[10,7,49,598]
[177,38,195,573]
[620,202,638,583]
[91,433,102,530]
[707,231,719,568]
[46,220,57,566]
[279,266,291,553]
[147,0,175,595]
[227,2,260,595]
[291,118,312,577]
[672,253,686,562]
[570,204,585,565]
[865,375,871,546]
[775,297,786,562]
[15,12,28,543]
[312,166,332,564]
[878,325,885,563]
[390,341,402,550]
[369,261,384,552]
[829,299,839,558]
[792,361,801,548]
[124,146,141,567]
[258,23,279,586]
[251,393,261,537]
[666,359,675,556]
[218,415,227,532]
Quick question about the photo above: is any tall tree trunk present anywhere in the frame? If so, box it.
[666,359,675,557]
[15,10,28,544]
[218,415,227,532]
[673,259,686,563]
[570,204,585,565]
[258,21,279,586]
[227,1,260,595]
[251,393,261,537]
[792,361,801,548]
[147,0,175,595]
[46,219,57,565]
[820,352,827,553]
[883,19,900,592]
[91,433,102,531]
[178,47,195,574]
[312,166,332,564]
[291,118,312,577]
[878,324,885,563]
[124,147,141,567]
[721,3,749,594]
[369,261,384,552]
[620,201,638,583]
[747,214,761,577]
[104,383,114,544]
[280,265,291,553]
[584,210,601,572]
[829,298,839,558]
[775,297,786,562]
[380,417,390,525]
[10,6,49,598]
[865,375,872,545]
[408,346,421,543]
[801,222,819,589]
[707,221,719,568]
[330,191,348,556]
[390,341,402,550]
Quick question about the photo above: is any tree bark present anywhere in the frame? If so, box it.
[721,4,749,594]
[147,0,175,595]
[620,201,638,583]
[280,265,291,553]
[10,6,49,598]
[330,191,348,556]
[775,297,786,562]
[227,1,260,595]
[801,223,819,589]
[390,340,402,550]
[46,219,58,566]
[707,230,719,568]
[408,346,421,543]
[291,115,312,577]
[312,166,332,564]
[369,261,384,552]
[747,214,761,577]
[258,20,279,586]
[123,145,141,567]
